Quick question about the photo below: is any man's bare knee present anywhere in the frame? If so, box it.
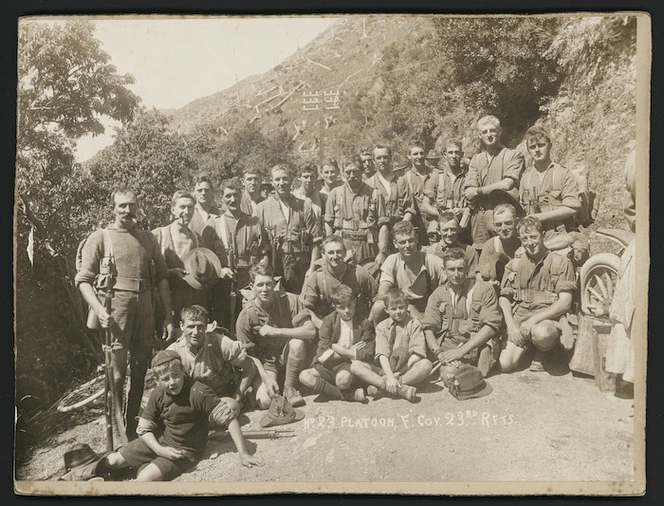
[531,321,558,351]
[335,370,353,390]
[299,368,317,388]
[288,339,306,358]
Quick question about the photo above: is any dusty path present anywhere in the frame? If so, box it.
[16,366,634,484]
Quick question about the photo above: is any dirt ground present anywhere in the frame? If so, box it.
[15,362,635,485]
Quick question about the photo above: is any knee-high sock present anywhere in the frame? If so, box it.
[284,353,306,390]
[313,377,343,399]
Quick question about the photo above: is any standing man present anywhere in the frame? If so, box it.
[203,180,269,331]
[239,170,265,217]
[190,175,221,237]
[293,161,327,233]
[255,164,322,294]
[360,149,376,179]
[317,157,342,197]
[152,191,207,328]
[422,248,502,377]
[365,144,416,263]
[464,116,525,250]
[324,157,389,263]
[399,140,440,246]
[498,216,576,373]
[520,126,589,263]
[76,188,174,440]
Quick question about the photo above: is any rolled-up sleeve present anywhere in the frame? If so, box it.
[219,335,244,365]
[420,286,444,333]
[477,282,502,331]
[560,167,582,210]
[379,254,398,286]
[500,261,517,300]
[503,150,526,185]
[464,156,480,189]
[407,319,427,358]
[555,257,577,293]
[74,232,103,286]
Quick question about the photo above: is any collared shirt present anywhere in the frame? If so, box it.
[190,203,220,237]
[421,279,501,338]
[239,190,264,217]
[299,258,377,320]
[365,171,415,225]
[152,224,201,289]
[255,193,322,253]
[424,161,468,209]
[500,250,576,312]
[324,182,388,230]
[465,146,525,191]
[202,210,268,268]
[375,315,427,360]
[293,186,326,231]
[167,332,244,395]
[400,165,439,207]
[379,252,447,306]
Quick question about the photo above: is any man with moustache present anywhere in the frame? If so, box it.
[76,188,174,439]
[190,175,221,236]
[152,191,207,327]
[365,144,416,264]
[255,164,322,294]
[324,156,389,263]
[203,180,269,330]
[464,116,526,250]
[239,170,265,217]
[399,140,441,247]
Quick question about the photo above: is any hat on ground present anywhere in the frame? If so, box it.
[259,395,305,428]
[183,248,222,290]
[64,443,98,470]
[425,149,443,160]
[444,364,493,401]
[151,350,181,369]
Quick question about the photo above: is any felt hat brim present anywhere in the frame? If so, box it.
[182,248,222,290]
[259,408,305,428]
[456,379,493,401]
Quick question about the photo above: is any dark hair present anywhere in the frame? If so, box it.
[220,179,242,195]
[153,357,183,376]
[392,220,416,240]
[408,139,425,152]
[321,234,346,253]
[180,304,208,324]
[330,284,356,307]
[383,287,408,308]
[442,247,467,267]
[524,126,552,146]
[194,174,213,187]
[518,215,544,235]
[298,161,318,177]
[373,144,392,158]
[342,154,363,170]
[250,262,275,284]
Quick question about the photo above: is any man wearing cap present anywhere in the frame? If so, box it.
[365,144,416,263]
[498,216,576,373]
[255,164,322,294]
[300,234,377,327]
[422,247,502,378]
[520,126,589,264]
[167,305,258,401]
[397,140,441,247]
[76,188,174,440]
[464,115,526,250]
[236,263,317,408]
[324,156,390,264]
[189,175,221,237]
[152,190,208,331]
[203,180,269,330]
[423,140,471,242]
[239,170,265,217]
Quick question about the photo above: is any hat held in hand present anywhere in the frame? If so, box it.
[183,248,222,290]
[443,364,493,400]
[259,395,304,428]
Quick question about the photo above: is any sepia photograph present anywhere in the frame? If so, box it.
[13,12,649,496]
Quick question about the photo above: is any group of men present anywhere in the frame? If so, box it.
[75,114,591,450]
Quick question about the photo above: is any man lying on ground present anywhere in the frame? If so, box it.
[99,351,263,481]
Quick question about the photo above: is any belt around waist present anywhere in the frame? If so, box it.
[514,289,558,304]
[341,229,369,239]
[113,277,150,293]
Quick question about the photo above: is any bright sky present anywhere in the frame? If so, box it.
[74,16,339,161]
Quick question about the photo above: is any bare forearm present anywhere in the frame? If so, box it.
[140,432,164,455]
[499,297,518,329]
[272,322,316,340]
[533,206,576,224]
[227,418,249,455]
[378,224,389,253]
[480,178,515,193]
[459,326,495,355]
[331,343,354,359]
[420,198,440,220]
[79,283,104,313]
[378,355,395,379]
[424,329,440,355]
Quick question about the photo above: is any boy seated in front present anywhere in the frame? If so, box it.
[352,288,433,402]
[100,350,263,481]
[299,284,375,403]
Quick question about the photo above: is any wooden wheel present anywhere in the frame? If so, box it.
[579,252,620,317]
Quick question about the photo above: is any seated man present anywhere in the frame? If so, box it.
[100,351,263,481]
[351,288,433,402]
[236,263,317,408]
[167,305,257,403]
[520,126,589,265]
[422,248,502,378]
[422,211,479,278]
[477,204,522,283]
[498,216,577,373]
[299,234,377,328]
[299,284,375,403]
[370,220,446,322]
